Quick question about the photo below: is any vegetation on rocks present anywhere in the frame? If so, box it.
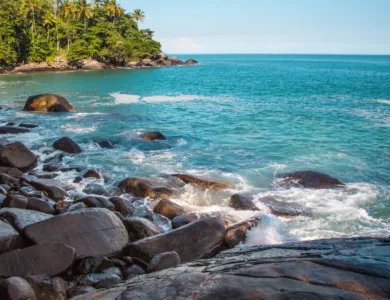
[0,0,161,70]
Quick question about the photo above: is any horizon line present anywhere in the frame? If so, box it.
[167,53,390,56]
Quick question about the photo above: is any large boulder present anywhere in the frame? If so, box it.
[153,199,186,220]
[257,196,313,217]
[0,127,30,135]
[23,94,74,113]
[0,220,26,254]
[0,243,75,277]
[118,178,173,199]
[128,217,225,263]
[229,194,258,211]
[0,142,37,173]
[23,208,128,258]
[26,197,55,214]
[52,137,83,154]
[172,174,232,191]
[139,131,166,141]
[82,60,107,70]
[76,196,115,210]
[0,208,53,233]
[122,217,161,242]
[278,171,344,188]
[28,179,68,201]
[0,277,37,300]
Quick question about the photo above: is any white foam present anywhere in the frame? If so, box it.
[110,93,140,104]
[142,95,206,103]
[122,148,145,164]
[61,124,97,134]
[378,100,390,105]
[244,215,288,246]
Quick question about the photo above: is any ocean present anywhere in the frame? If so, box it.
[1,54,389,245]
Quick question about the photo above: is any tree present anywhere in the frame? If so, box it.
[60,0,72,50]
[23,0,43,38]
[77,0,93,34]
[131,9,145,25]
[105,0,124,26]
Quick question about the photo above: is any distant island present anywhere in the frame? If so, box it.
[0,0,197,74]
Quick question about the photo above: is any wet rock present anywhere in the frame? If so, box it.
[229,194,258,211]
[0,142,38,172]
[67,202,87,212]
[26,275,69,300]
[42,164,58,172]
[0,243,75,277]
[129,217,225,263]
[171,213,202,229]
[23,94,74,113]
[153,199,186,219]
[152,213,172,232]
[27,197,55,214]
[19,124,38,129]
[257,196,313,217]
[0,220,26,254]
[73,176,83,184]
[0,208,52,232]
[59,166,83,172]
[118,178,173,199]
[139,131,166,141]
[147,251,181,273]
[43,153,64,165]
[82,60,107,70]
[83,184,109,196]
[161,60,172,66]
[109,197,135,216]
[172,174,232,191]
[186,59,198,65]
[93,139,115,149]
[52,137,83,154]
[77,273,121,288]
[76,196,115,210]
[0,127,30,135]
[67,286,96,298]
[2,195,28,209]
[83,169,101,179]
[28,179,68,201]
[0,167,23,178]
[278,170,345,188]
[223,218,260,249]
[123,264,145,279]
[122,217,161,242]
[23,208,128,258]
[0,277,37,300]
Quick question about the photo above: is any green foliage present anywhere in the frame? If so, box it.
[0,0,161,68]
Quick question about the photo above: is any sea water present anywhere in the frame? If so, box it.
[0,54,389,245]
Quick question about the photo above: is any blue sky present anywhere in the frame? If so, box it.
[121,0,390,54]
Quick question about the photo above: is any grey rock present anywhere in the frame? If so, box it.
[28,179,68,201]
[77,273,121,288]
[0,142,37,172]
[2,195,28,209]
[0,277,37,300]
[27,197,55,214]
[147,251,181,273]
[109,197,135,216]
[0,220,26,254]
[52,137,83,154]
[67,286,96,298]
[83,184,109,196]
[26,275,69,300]
[123,264,145,279]
[0,208,52,232]
[122,217,161,242]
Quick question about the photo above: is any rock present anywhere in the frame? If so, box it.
[93,139,115,149]
[171,213,202,229]
[129,217,225,263]
[0,220,25,254]
[152,213,172,232]
[28,179,68,201]
[153,199,186,219]
[0,208,52,232]
[67,202,87,212]
[0,126,30,134]
[0,277,37,300]
[23,94,74,113]
[257,196,313,217]
[147,251,181,273]
[26,275,69,300]
[70,237,390,300]
[0,173,18,185]
[77,273,121,288]
[27,197,55,214]
[73,176,83,184]
[223,218,260,249]
[161,60,172,66]
[67,286,96,298]
[118,178,173,199]
[0,243,75,277]
[24,208,128,258]
[172,174,232,191]
[171,56,179,62]
[74,256,115,275]
[229,194,258,211]
[278,170,345,188]
[109,197,135,216]
[54,201,71,214]
[186,59,198,65]
[102,267,122,277]
[82,60,107,70]
[0,142,38,173]
[59,166,83,172]
[144,61,157,67]
[139,131,166,141]
[122,217,161,242]
[77,196,114,210]
[123,264,145,279]
[154,53,168,60]
[6,122,16,126]
[19,123,38,129]
[2,194,28,209]
[83,184,109,196]
[83,169,101,179]
[0,167,23,178]
[126,61,138,67]
[42,164,58,172]
[141,58,152,64]
[52,137,83,154]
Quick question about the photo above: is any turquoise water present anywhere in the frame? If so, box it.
[1,54,389,244]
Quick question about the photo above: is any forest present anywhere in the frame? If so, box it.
[0,0,161,69]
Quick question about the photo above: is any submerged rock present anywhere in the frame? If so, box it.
[153,199,186,219]
[0,126,30,135]
[118,178,173,199]
[139,131,167,141]
[172,174,232,191]
[229,194,258,211]
[52,137,83,154]
[23,94,74,113]
[93,139,115,149]
[0,142,38,173]
[278,170,344,188]
[83,169,101,179]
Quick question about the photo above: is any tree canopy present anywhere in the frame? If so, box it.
[0,0,161,69]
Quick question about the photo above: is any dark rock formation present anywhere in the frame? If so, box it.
[186,59,198,65]
[109,197,135,216]
[139,131,166,141]
[172,174,232,191]
[52,137,83,154]
[118,178,173,199]
[0,167,23,178]
[83,169,101,179]
[2,194,28,209]
[153,199,186,219]
[122,217,161,242]
[26,197,55,214]
[28,179,68,201]
[76,196,114,210]
[229,194,258,211]
[0,142,37,173]
[26,275,69,300]
[93,139,115,149]
[278,170,344,188]
[19,123,38,129]
[23,94,74,113]
[0,127,30,135]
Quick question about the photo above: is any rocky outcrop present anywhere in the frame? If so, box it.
[128,217,225,263]
[24,208,128,258]
[153,199,186,219]
[118,178,173,199]
[82,60,107,70]
[11,62,63,74]
[23,94,74,113]
[278,170,345,188]
[172,174,232,191]
[186,59,198,65]
[70,237,390,300]
[0,142,38,173]
[53,137,83,154]
[171,213,202,229]
[139,131,166,141]
[126,54,198,68]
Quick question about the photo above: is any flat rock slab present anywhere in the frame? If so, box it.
[24,208,128,258]
[0,243,75,277]
[71,237,390,300]
[0,208,53,233]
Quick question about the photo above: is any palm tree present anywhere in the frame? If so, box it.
[23,0,43,38]
[132,9,145,25]
[60,0,72,50]
[92,0,101,8]
[77,0,93,34]
[105,0,123,26]
[42,12,56,42]
[53,0,63,51]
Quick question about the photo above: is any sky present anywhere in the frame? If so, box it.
[121,0,390,55]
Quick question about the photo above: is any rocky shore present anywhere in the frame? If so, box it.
[1,54,198,75]
[0,94,388,299]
